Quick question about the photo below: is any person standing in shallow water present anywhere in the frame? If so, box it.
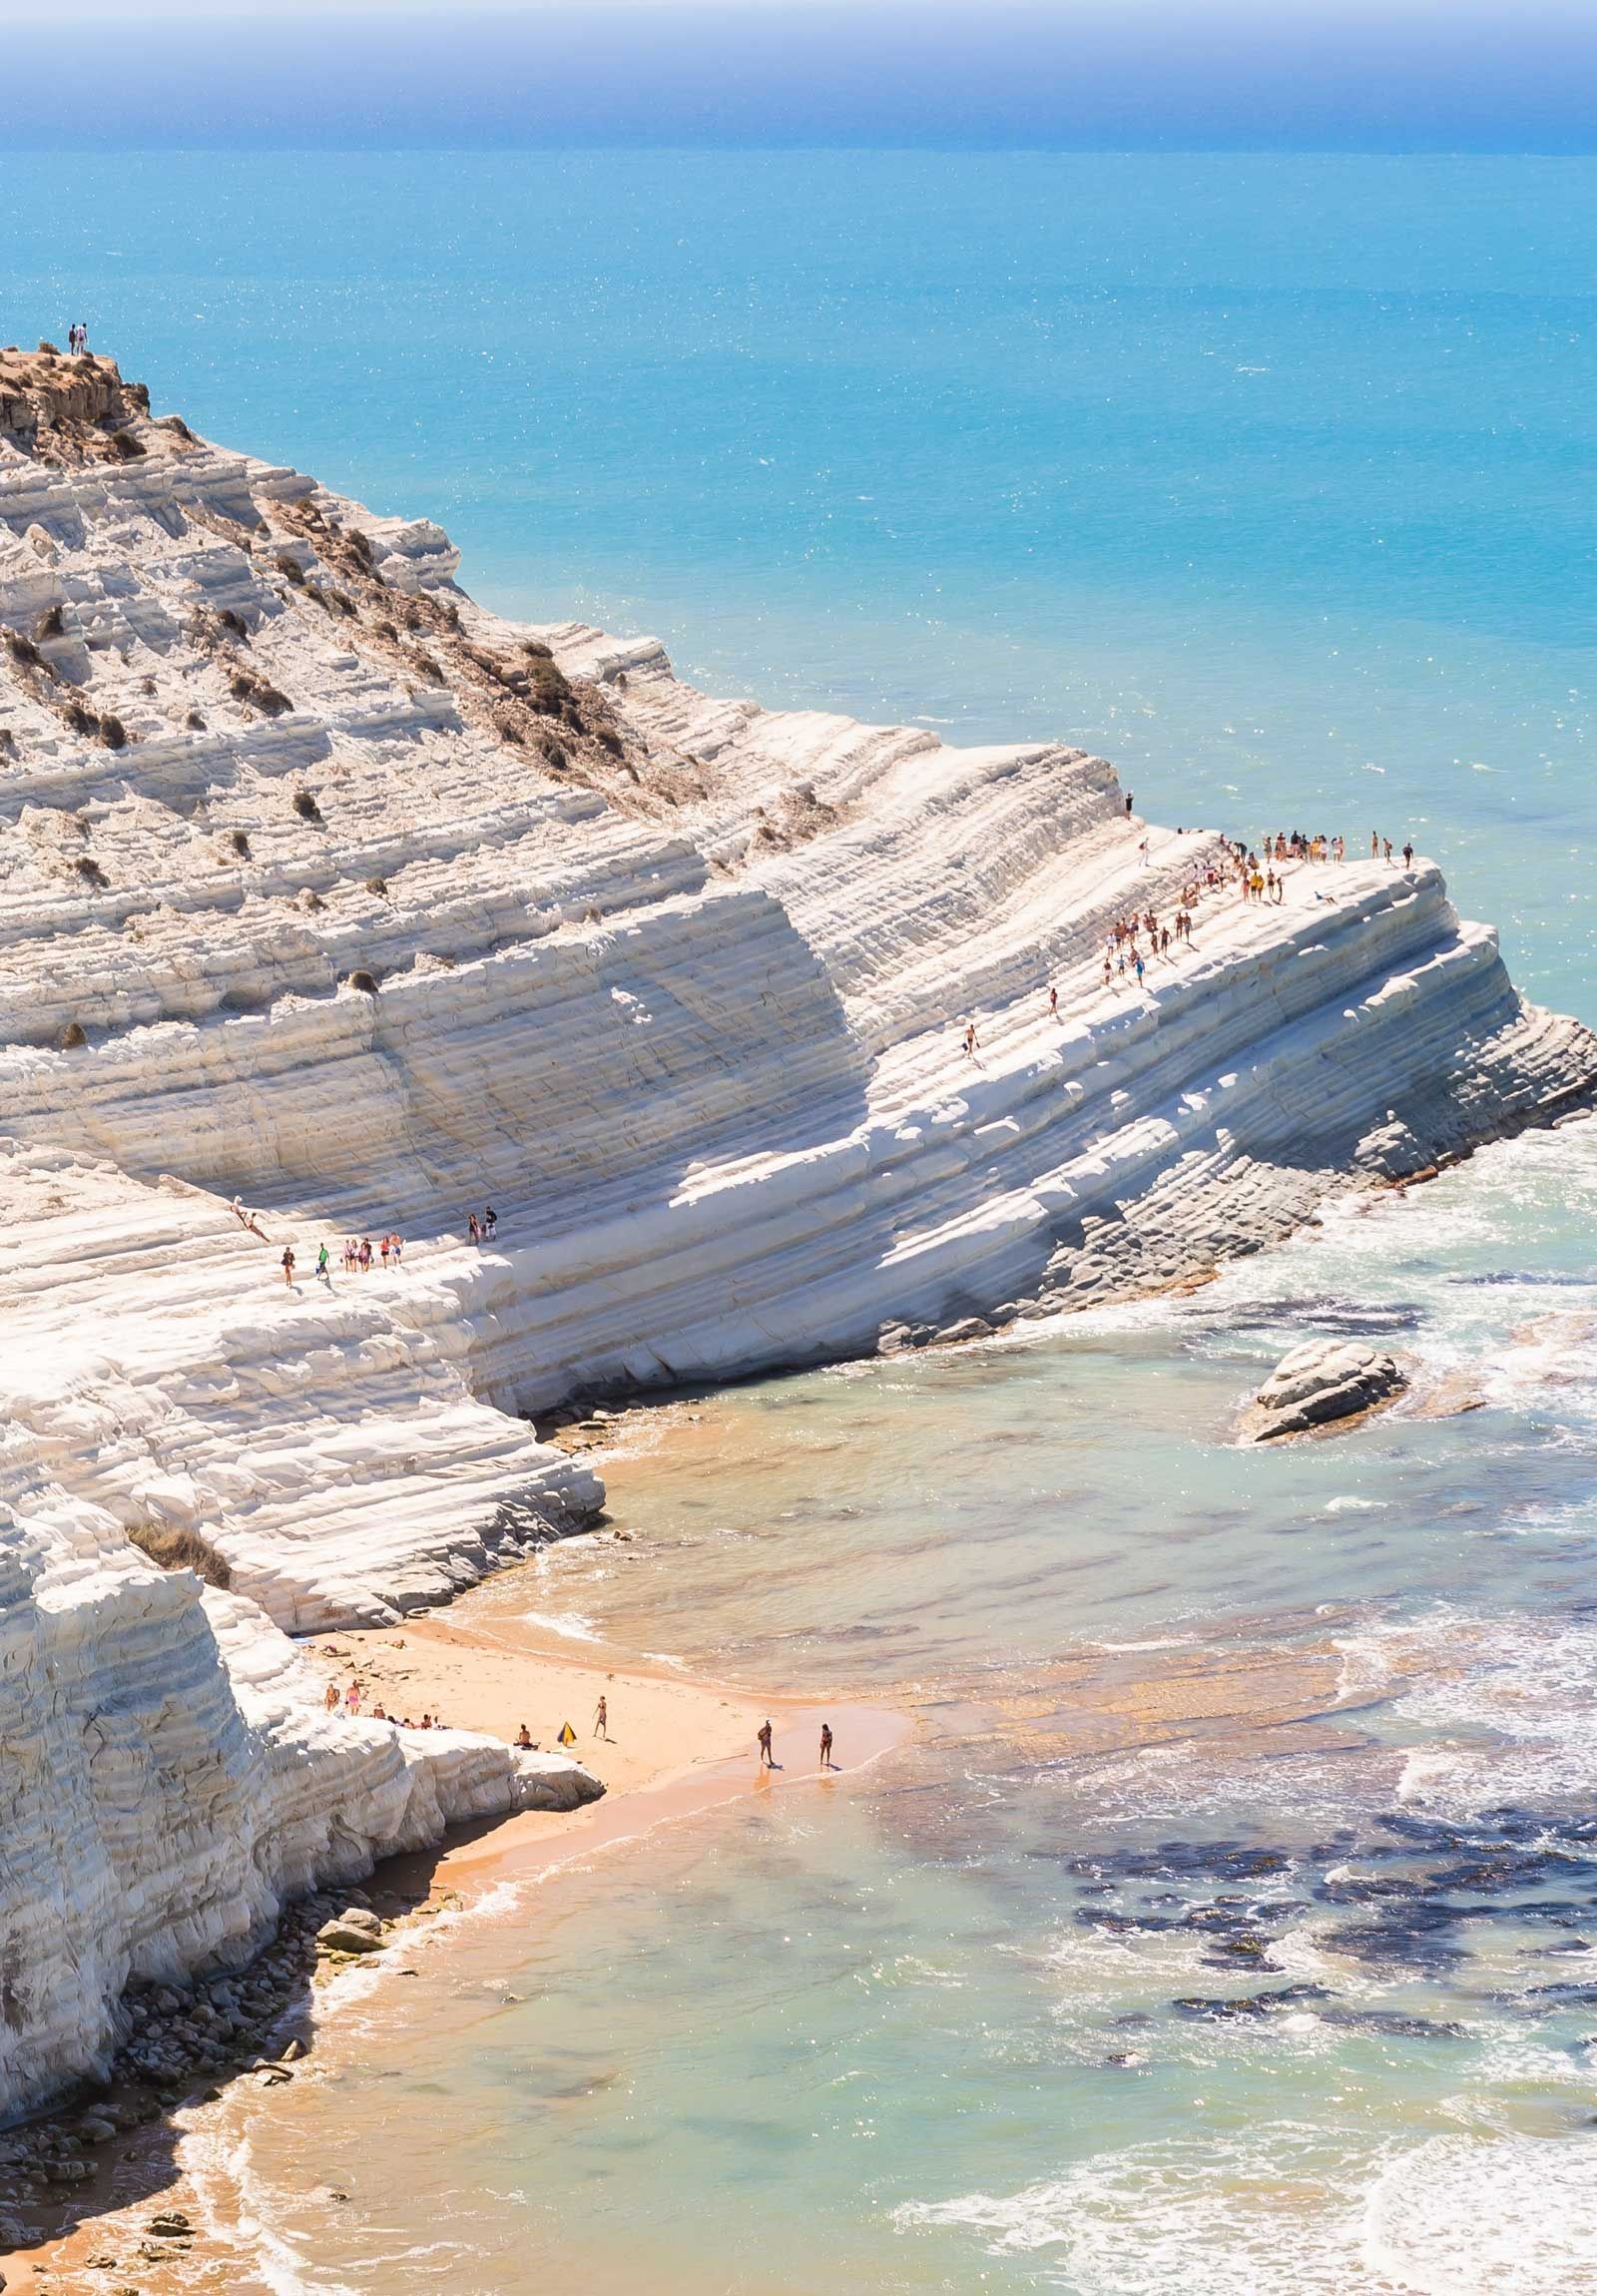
[819,1723,833,1769]
[758,1719,775,1767]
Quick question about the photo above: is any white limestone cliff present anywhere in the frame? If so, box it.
[0,347,1592,2119]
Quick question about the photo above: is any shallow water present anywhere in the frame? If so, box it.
[223,1126,1597,2292]
[17,148,1597,2287]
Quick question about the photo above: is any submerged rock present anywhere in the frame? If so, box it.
[1243,1339,1407,1441]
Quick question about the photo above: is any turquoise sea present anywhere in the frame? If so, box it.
[16,151,1597,2289]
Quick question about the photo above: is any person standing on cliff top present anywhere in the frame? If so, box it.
[1125,792,1134,819]
[1402,841,1414,868]
[758,1719,775,1767]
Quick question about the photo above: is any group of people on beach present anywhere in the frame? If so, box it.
[757,1718,835,1769]
[324,1678,450,1730]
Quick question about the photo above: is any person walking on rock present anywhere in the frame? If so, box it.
[358,1237,372,1273]
[484,1205,497,1241]
[280,1245,295,1288]
[467,1213,481,1246]
[316,1242,330,1283]
[1402,841,1414,868]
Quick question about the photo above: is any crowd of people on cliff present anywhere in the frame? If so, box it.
[960,813,1415,1057]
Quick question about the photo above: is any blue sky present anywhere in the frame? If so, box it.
[2,2,1595,149]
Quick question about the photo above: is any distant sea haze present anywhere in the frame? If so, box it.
[7,1,1597,150]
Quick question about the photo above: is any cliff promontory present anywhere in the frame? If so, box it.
[1,350,1591,2119]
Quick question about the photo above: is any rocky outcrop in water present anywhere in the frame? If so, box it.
[1244,1339,1408,1440]
[0,350,1593,2118]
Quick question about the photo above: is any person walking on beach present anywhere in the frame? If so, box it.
[757,1719,775,1768]
[593,1695,609,1739]
[819,1723,833,1769]
[280,1245,295,1287]
[324,1679,339,1713]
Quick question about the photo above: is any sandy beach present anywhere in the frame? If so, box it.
[4,1551,908,2292]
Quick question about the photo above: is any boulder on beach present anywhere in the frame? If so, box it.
[1243,1339,1407,1442]
[316,1908,384,1954]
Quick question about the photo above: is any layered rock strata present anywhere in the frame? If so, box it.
[1,351,1593,2116]
[1243,1340,1408,1441]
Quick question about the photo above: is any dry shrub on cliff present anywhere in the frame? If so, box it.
[291,789,322,823]
[104,428,146,461]
[75,855,109,887]
[98,713,128,751]
[228,670,292,718]
[33,604,64,642]
[230,830,252,858]
[273,552,306,587]
[58,1019,87,1048]
[5,629,48,671]
[347,968,379,995]
[126,1520,233,1589]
